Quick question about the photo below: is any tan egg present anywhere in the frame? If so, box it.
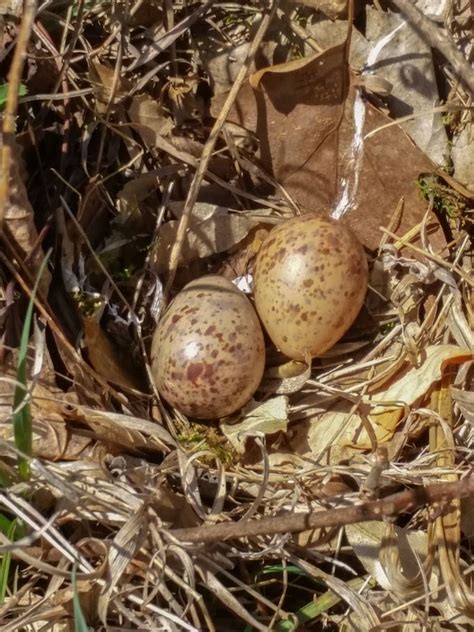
[254,213,368,360]
[151,275,265,419]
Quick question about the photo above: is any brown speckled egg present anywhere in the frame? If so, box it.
[254,213,368,360]
[151,275,265,419]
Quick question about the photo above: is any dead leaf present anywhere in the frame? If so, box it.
[73,407,176,454]
[152,203,258,273]
[220,396,289,453]
[128,94,174,145]
[1,136,51,295]
[364,6,449,164]
[231,42,349,214]
[292,344,471,464]
[0,354,99,462]
[89,61,130,112]
[452,387,474,425]
[0,0,23,16]
[259,360,311,395]
[368,345,472,434]
[218,226,272,279]
[116,172,161,227]
[346,522,430,597]
[83,317,143,391]
[213,46,445,250]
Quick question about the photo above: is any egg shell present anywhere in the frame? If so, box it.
[254,213,368,360]
[151,275,265,419]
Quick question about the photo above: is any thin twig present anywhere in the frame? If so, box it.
[0,0,38,227]
[170,475,474,543]
[389,0,474,93]
[163,0,279,299]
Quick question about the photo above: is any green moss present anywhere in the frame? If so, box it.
[416,173,467,220]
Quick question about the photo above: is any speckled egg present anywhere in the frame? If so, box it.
[254,213,368,360]
[151,275,265,419]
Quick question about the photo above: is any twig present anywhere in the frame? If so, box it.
[389,0,474,93]
[163,0,279,299]
[170,475,474,543]
[0,0,38,227]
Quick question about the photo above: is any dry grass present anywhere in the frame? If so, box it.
[0,1,473,630]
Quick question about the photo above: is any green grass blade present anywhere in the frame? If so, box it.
[13,251,51,480]
[275,577,373,632]
[0,520,17,603]
[72,566,88,632]
[0,83,27,109]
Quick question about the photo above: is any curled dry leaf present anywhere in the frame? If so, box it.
[368,344,472,434]
[83,317,143,391]
[151,203,258,274]
[345,521,430,597]
[259,360,311,395]
[73,407,176,454]
[1,137,51,295]
[220,396,289,453]
[452,387,474,425]
[299,344,471,463]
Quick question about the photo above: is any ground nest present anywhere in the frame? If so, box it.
[0,1,473,630]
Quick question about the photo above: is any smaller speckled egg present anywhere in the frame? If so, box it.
[151,275,265,419]
[254,213,368,360]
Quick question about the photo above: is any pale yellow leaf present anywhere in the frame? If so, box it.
[368,344,472,432]
[346,522,430,596]
[221,396,288,453]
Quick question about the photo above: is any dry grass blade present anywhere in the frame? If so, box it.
[0,0,472,629]
[430,364,474,614]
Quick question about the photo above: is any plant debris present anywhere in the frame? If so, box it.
[0,1,473,630]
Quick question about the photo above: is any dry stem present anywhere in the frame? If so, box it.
[171,475,474,543]
[163,0,279,299]
[0,0,38,226]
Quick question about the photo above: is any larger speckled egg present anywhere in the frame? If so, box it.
[254,214,368,360]
[151,275,265,419]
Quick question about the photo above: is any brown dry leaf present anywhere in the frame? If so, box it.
[128,94,174,145]
[89,61,130,112]
[152,203,258,273]
[83,317,143,391]
[1,137,51,295]
[73,407,176,454]
[155,486,200,528]
[213,47,444,250]
[218,226,272,279]
[240,42,349,213]
[0,356,98,461]
[117,172,160,224]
